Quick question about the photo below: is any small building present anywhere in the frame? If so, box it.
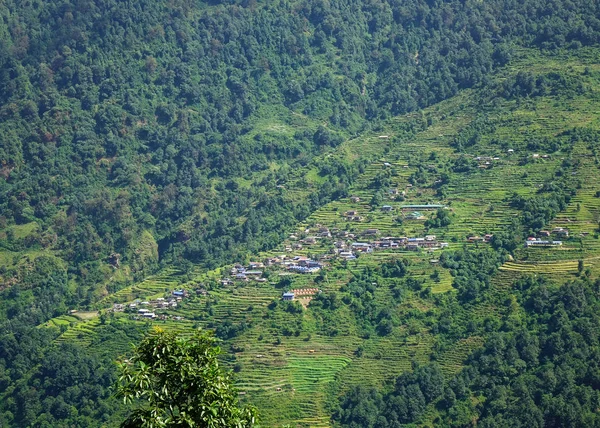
[364,228,379,235]
[405,211,425,220]
[381,205,394,212]
[350,196,361,203]
[245,270,263,276]
[334,240,347,249]
[525,239,563,247]
[282,292,295,301]
[352,242,373,253]
[552,227,569,237]
[539,230,551,237]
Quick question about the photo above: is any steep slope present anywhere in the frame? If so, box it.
[1,0,599,321]
[12,47,600,427]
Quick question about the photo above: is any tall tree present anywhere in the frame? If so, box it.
[117,328,257,427]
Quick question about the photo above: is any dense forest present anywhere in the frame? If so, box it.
[0,0,600,426]
[336,276,600,427]
[1,0,599,305]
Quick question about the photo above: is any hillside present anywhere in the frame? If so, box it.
[3,46,599,426]
[2,0,600,426]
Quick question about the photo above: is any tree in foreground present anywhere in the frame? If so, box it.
[117,328,257,427]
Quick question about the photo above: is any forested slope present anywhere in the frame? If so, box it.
[1,0,600,426]
[1,0,599,309]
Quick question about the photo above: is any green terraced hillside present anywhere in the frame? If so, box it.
[42,47,600,427]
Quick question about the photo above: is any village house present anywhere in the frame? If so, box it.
[244,270,263,277]
[334,240,347,249]
[405,211,425,220]
[318,227,332,238]
[552,227,569,237]
[339,251,356,260]
[350,196,361,203]
[352,242,373,253]
[364,228,379,236]
[265,257,282,266]
[525,239,563,247]
[381,205,394,212]
[388,188,400,196]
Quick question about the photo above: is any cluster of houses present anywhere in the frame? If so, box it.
[525,228,568,248]
[335,235,449,259]
[112,289,191,320]
[220,257,325,286]
[523,227,569,248]
[525,238,563,248]
[539,227,569,238]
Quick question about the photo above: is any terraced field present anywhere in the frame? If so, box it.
[44,49,600,427]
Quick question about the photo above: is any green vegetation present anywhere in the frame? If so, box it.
[117,328,256,427]
[1,0,600,426]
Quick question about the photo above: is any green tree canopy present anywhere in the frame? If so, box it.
[117,328,257,428]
